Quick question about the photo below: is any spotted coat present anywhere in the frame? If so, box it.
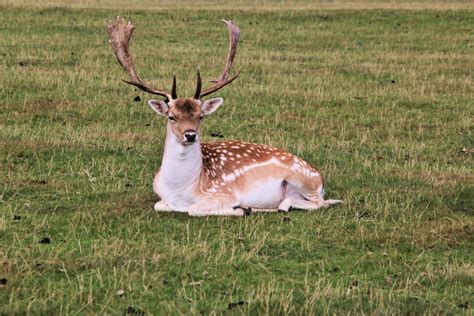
[198,141,323,199]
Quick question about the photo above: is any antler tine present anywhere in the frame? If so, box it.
[171,75,177,99]
[107,16,173,101]
[199,20,241,99]
[194,70,202,99]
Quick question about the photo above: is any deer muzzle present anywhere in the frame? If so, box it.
[183,130,198,144]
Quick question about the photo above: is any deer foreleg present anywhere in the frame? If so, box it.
[291,198,342,210]
[154,200,173,212]
[187,197,248,217]
[245,198,292,213]
[189,207,249,217]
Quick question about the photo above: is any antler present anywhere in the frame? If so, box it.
[197,20,241,99]
[107,16,173,101]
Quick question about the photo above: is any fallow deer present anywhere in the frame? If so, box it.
[107,17,341,216]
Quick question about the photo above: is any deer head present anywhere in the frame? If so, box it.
[106,17,240,145]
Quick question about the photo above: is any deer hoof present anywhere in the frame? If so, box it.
[278,206,292,213]
[233,206,252,216]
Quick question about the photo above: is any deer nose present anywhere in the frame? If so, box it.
[184,131,197,143]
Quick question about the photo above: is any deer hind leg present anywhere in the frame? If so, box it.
[252,182,311,213]
[187,196,248,217]
[285,175,342,210]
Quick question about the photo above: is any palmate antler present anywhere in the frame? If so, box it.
[197,20,241,99]
[107,17,240,101]
[106,16,174,101]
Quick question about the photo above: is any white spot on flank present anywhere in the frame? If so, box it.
[223,173,236,182]
[240,157,286,173]
[291,163,302,172]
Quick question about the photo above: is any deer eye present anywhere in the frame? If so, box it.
[168,116,176,122]
[199,116,204,121]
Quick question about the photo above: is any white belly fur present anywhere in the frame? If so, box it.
[237,178,285,208]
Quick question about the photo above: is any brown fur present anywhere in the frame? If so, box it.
[198,141,324,199]
[167,98,202,141]
[171,99,201,117]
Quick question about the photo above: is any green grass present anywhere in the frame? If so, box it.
[1,2,473,314]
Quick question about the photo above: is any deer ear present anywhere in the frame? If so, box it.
[201,98,223,116]
[148,99,168,116]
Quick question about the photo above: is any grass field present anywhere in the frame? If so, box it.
[1,1,473,314]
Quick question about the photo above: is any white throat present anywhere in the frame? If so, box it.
[160,124,203,190]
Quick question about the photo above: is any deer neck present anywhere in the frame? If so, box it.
[160,125,203,189]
